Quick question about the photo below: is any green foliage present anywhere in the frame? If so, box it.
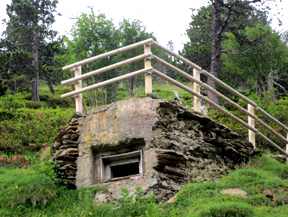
[222,25,288,103]
[118,187,160,217]
[0,88,74,166]
[179,6,213,73]
[0,167,58,208]
[0,91,25,112]
[1,0,60,101]
[32,161,68,187]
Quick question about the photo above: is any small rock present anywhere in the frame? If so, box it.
[93,190,112,204]
[220,188,247,197]
[162,181,169,187]
[171,184,181,191]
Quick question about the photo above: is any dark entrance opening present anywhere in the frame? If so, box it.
[101,150,142,182]
[111,162,139,178]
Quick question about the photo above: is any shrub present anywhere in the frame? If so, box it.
[46,97,72,108]
[0,107,74,162]
[24,101,45,109]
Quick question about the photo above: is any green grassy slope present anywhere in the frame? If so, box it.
[1,84,288,216]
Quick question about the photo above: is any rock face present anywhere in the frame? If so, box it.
[51,97,255,201]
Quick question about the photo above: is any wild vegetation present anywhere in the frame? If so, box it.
[1,0,288,216]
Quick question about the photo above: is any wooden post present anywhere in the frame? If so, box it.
[248,104,256,149]
[74,66,83,113]
[193,69,201,112]
[144,44,152,94]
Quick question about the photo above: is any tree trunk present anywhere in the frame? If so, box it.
[46,78,55,94]
[31,29,40,102]
[208,0,222,108]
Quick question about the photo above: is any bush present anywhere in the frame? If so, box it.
[24,101,45,109]
[46,97,72,108]
[0,91,25,112]
[0,107,74,161]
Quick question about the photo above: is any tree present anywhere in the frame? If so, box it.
[222,25,288,104]
[64,9,120,105]
[1,0,59,101]
[39,37,67,94]
[180,6,213,78]
[182,1,269,107]
[119,18,155,97]
[0,39,32,95]
[208,0,264,107]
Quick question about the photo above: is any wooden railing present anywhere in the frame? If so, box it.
[61,38,288,157]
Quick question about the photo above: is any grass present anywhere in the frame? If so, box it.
[172,156,288,217]
[1,83,288,216]
[1,156,288,216]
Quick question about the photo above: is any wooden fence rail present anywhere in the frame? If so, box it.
[61,38,288,157]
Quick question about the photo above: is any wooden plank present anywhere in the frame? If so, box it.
[62,53,152,85]
[63,38,154,71]
[248,104,256,149]
[62,68,152,98]
[144,44,152,94]
[257,132,288,157]
[193,69,201,112]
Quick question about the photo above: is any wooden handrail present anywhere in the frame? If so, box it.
[152,55,288,145]
[60,38,288,157]
[61,67,152,98]
[151,40,257,107]
[63,38,154,71]
[152,68,288,157]
[62,53,152,85]
[152,68,257,132]
[152,40,288,134]
[256,107,288,132]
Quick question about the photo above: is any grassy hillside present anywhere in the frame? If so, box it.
[1,155,288,216]
[1,84,288,216]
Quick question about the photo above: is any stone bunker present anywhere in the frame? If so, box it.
[51,97,256,201]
